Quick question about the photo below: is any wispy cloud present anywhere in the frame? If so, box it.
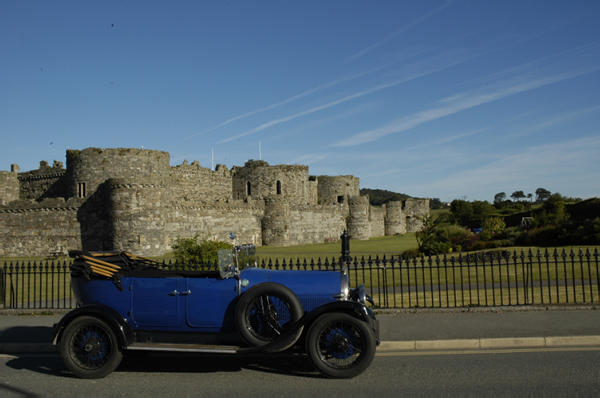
[345,1,453,63]
[216,49,474,145]
[406,135,600,200]
[334,58,600,147]
[510,104,600,138]
[185,60,413,141]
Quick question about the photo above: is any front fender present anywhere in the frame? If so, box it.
[52,304,135,349]
[240,301,378,354]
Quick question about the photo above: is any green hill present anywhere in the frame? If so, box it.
[359,188,412,206]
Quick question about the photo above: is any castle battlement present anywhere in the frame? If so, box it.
[0,147,429,256]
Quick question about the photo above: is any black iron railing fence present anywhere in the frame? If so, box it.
[1,248,598,310]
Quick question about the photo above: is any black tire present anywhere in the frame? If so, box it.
[235,282,303,352]
[60,316,123,379]
[306,313,376,379]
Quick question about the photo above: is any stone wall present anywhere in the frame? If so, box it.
[0,199,82,257]
[288,204,348,246]
[403,198,430,232]
[369,205,386,238]
[0,167,19,205]
[17,161,67,201]
[165,201,264,248]
[169,161,232,205]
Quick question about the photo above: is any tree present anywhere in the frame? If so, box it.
[450,199,495,228]
[511,191,526,202]
[450,199,473,226]
[429,198,446,209]
[535,188,551,202]
[494,192,507,203]
[535,194,570,227]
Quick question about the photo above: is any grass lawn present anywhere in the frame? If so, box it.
[256,234,418,263]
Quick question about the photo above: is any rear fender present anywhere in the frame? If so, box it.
[52,304,134,349]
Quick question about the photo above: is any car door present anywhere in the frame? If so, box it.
[185,277,238,331]
[130,277,181,327]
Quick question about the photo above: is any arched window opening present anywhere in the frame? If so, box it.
[247,181,252,197]
[277,180,282,195]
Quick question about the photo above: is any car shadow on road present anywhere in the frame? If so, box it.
[4,352,324,379]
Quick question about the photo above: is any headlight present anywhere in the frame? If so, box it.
[349,284,373,306]
[333,269,350,300]
[358,284,366,305]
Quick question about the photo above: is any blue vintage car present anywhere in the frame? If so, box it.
[53,236,379,379]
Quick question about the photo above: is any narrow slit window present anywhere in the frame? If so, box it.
[78,182,86,198]
[277,180,282,195]
[247,181,251,197]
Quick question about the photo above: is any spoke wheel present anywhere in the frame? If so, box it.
[60,316,123,379]
[306,313,376,378]
[236,283,303,352]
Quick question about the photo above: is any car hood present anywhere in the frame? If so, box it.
[239,267,346,312]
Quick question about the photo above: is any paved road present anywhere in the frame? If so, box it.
[1,348,599,395]
[1,305,599,353]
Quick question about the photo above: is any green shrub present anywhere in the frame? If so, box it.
[399,247,422,259]
[480,217,506,241]
[172,235,233,264]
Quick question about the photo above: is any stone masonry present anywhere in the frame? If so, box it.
[0,147,429,257]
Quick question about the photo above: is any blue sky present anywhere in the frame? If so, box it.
[2,1,599,202]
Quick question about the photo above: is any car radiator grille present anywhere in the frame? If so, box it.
[298,295,337,313]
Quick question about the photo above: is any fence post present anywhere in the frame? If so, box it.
[340,230,351,264]
[0,266,4,307]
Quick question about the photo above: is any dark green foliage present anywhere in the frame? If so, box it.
[494,200,531,215]
[450,199,495,229]
[494,192,506,203]
[566,197,600,220]
[510,191,526,201]
[416,218,480,255]
[535,188,551,202]
[429,198,447,209]
[360,188,411,206]
[172,235,233,264]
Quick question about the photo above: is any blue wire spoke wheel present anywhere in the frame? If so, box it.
[306,313,376,378]
[60,316,123,379]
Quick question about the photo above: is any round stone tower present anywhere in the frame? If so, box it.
[232,160,310,203]
[262,196,290,246]
[385,201,406,236]
[347,196,370,240]
[66,147,170,199]
[108,177,166,256]
[317,175,359,205]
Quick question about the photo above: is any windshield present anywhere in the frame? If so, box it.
[217,245,257,278]
[218,248,234,278]
[237,245,257,270]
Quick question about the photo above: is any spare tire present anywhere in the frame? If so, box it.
[235,282,304,352]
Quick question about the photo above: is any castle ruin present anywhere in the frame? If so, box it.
[0,147,429,257]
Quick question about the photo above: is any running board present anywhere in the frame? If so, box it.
[127,342,239,354]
